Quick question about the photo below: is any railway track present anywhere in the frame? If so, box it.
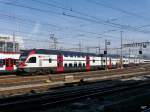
[0,64,149,86]
[0,64,149,97]
[0,77,150,112]
[0,70,149,97]
[0,63,147,79]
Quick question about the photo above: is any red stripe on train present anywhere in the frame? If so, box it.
[86,56,90,71]
[56,55,64,73]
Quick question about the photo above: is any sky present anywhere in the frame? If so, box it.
[0,0,149,54]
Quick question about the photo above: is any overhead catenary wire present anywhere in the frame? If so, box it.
[86,0,150,21]
[0,11,121,40]
[0,0,148,53]
[38,0,150,35]
[0,27,114,41]
[0,0,148,50]
[86,0,150,30]
[0,0,150,34]
[30,0,150,34]
[62,12,150,34]
[0,19,145,51]
[0,10,61,29]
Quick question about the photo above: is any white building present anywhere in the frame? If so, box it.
[0,34,24,52]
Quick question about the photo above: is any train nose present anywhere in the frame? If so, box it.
[18,61,26,69]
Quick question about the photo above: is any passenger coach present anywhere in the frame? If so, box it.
[18,49,104,74]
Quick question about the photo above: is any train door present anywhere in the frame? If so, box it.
[5,58,14,71]
[57,55,64,72]
[0,59,3,68]
[86,56,90,71]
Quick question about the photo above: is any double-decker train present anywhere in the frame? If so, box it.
[17,49,144,74]
[0,49,145,75]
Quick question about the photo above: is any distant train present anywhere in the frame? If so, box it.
[0,52,20,74]
[17,49,144,74]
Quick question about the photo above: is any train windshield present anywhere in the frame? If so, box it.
[20,52,28,61]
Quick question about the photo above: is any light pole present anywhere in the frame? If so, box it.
[120,31,123,69]
[50,34,54,49]
[98,37,102,54]
[104,39,110,70]
[13,33,16,52]
[105,39,108,70]
[139,43,144,63]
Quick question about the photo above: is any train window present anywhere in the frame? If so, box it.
[27,57,36,63]
[70,54,73,57]
[69,63,72,67]
[79,63,82,67]
[74,63,77,67]
[13,60,16,65]
[10,59,14,66]
[77,54,80,57]
[64,54,68,57]
[83,63,85,67]
[49,58,52,63]
[15,60,19,64]
[93,59,95,63]
[6,60,9,67]
[64,63,67,67]
[20,56,27,61]
[0,59,3,67]
[3,60,5,65]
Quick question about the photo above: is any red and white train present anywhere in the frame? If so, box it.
[17,49,144,74]
[0,52,20,74]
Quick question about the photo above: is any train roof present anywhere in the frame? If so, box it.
[21,49,103,57]
[21,49,133,58]
[0,51,20,54]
